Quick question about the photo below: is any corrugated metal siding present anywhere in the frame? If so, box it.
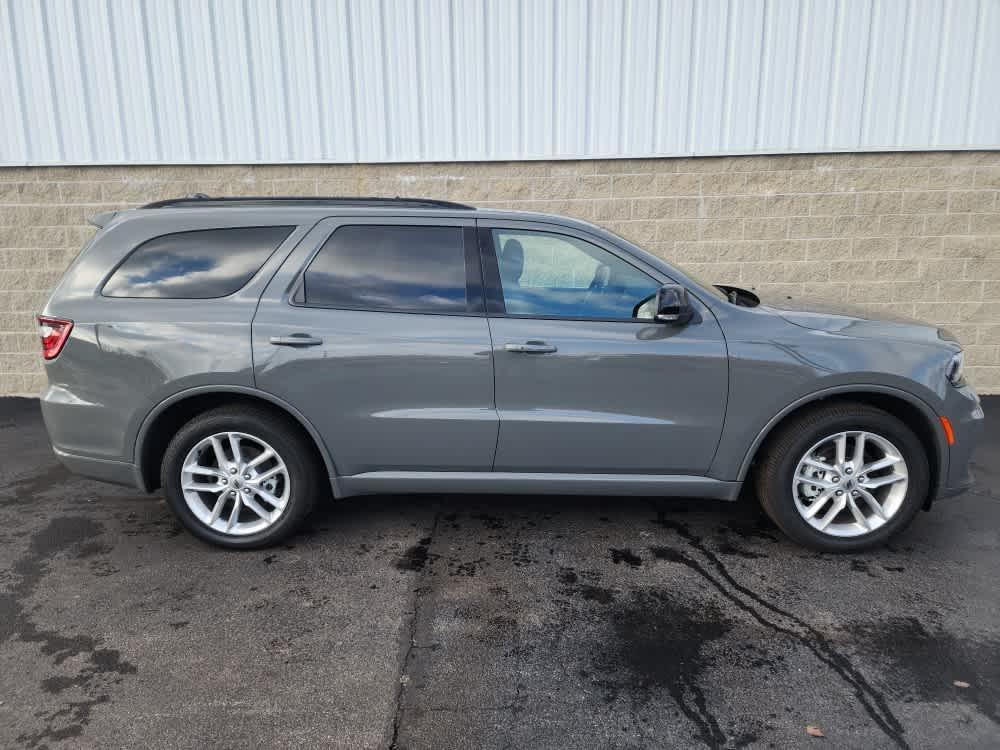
[1,0,998,166]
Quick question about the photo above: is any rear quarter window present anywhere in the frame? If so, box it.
[102,226,294,298]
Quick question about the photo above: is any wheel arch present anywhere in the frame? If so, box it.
[738,385,948,504]
[135,386,340,496]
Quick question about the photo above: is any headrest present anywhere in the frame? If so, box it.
[500,239,524,283]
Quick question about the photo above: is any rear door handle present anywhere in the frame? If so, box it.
[504,341,558,354]
[270,334,323,347]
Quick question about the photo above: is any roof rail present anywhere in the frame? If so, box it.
[141,195,475,210]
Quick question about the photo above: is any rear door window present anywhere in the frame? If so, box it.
[299,225,471,313]
[103,226,293,298]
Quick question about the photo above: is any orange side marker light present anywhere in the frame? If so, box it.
[939,416,955,446]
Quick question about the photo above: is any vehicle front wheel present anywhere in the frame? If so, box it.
[161,405,322,548]
[755,403,930,552]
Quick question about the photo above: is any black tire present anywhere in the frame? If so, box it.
[754,402,930,552]
[161,405,323,549]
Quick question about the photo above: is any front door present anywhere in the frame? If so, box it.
[253,218,497,476]
[481,223,728,475]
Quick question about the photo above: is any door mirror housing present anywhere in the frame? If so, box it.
[655,284,693,324]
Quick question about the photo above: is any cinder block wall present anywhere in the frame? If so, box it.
[1,150,998,396]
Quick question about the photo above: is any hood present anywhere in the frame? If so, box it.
[750,291,960,349]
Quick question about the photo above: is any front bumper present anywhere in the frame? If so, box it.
[938,383,985,500]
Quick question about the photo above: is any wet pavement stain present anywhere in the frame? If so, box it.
[472,513,506,531]
[448,557,487,577]
[0,515,136,747]
[716,517,782,544]
[851,559,879,577]
[589,588,734,747]
[396,536,433,572]
[390,497,1000,748]
[557,567,617,605]
[715,541,767,560]
[3,397,999,749]
[0,464,73,506]
[648,515,910,749]
[116,509,184,539]
[609,548,643,568]
[845,616,1000,723]
[557,568,578,585]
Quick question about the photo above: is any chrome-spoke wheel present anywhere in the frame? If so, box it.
[181,431,291,536]
[792,430,908,538]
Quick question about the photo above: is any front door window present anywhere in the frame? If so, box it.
[492,229,659,320]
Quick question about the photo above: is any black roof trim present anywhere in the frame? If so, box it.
[141,195,475,210]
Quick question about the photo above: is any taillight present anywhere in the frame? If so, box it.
[37,316,73,360]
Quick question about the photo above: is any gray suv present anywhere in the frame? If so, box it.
[38,196,983,551]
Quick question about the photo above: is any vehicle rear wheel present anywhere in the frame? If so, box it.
[755,403,930,552]
[161,405,321,548]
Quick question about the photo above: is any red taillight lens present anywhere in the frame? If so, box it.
[37,315,73,360]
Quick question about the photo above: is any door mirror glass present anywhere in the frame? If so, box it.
[654,284,693,324]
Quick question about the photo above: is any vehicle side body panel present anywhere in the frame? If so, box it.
[698,303,977,498]
[487,316,727,474]
[40,208,317,463]
[251,217,498,476]
[477,219,728,476]
[36,205,982,507]
[253,308,498,474]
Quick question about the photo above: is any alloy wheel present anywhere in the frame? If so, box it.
[180,431,291,536]
[792,430,909,538]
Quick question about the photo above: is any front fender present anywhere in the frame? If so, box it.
[708,324,952,484]
[719,383,948,485]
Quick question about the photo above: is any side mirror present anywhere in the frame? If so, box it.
[655,284,693,324]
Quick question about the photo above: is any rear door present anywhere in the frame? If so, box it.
[480,221,728,475]
[253,217,497,476]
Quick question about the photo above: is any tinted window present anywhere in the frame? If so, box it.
[493,230,658,319]
[103,226,293,298]
[302,225,468,313]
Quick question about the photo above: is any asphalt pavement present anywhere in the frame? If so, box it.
[0,396,997,749]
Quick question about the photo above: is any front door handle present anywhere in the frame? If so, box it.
[504,340,558,354]
[270,334,323,347]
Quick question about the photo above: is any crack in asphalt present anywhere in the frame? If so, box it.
[389,507,441,750]
[650,512,910,750]
[0,512,137,747]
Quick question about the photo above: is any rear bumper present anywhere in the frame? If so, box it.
[52,446,144,490]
